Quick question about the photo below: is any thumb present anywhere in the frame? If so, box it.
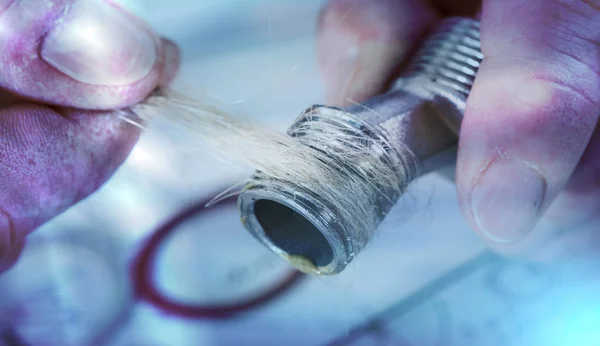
[0,0,168,109]
[457,0,600,248]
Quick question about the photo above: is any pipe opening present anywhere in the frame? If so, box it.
[254,199,334,268]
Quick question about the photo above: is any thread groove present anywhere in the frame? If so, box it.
[403,18,483,98]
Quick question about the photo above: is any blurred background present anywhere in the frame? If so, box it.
[1,1,600,345]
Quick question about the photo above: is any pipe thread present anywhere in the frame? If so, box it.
[403,17,482,98]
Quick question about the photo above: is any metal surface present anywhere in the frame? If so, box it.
[239,17,483,275]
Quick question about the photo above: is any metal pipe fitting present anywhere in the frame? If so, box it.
[238,17,483,275]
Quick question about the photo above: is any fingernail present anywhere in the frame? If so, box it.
[41,0,156,86]
[471,160,547,243]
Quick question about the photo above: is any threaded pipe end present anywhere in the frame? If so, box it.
[403,17,482,98]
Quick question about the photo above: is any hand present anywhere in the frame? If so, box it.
[317,0,600,256]
[0,0,179,271]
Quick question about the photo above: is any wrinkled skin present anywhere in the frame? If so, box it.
[0,0,180,271]
[317,0,600,258]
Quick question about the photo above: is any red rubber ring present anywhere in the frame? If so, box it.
[131,192,303,319]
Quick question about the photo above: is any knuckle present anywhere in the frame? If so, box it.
[542,1,600,107]
[528,71,599,112]
[480,58,599,122]
[543,46,600,109]
[551,0,600,18]
[550,0,600,52]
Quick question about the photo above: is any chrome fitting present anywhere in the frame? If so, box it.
[238,17,483,275]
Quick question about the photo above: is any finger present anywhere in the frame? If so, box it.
[0,36,178,108]
[456,0,600,247]
[0,103,141,269]
[317,0,439,106]
[0,0,178,110]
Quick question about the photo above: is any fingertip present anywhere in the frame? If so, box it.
[0,0,166,110]
[457,56,598,248]
[40,0,158,87]
[317,0,438,106]
[457,63,547,246]
[469,158,547,244]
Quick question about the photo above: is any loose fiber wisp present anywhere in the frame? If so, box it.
[123,17,483,275]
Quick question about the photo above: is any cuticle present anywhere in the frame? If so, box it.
[472,157,548,193]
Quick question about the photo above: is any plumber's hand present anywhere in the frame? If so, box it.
[0,0,179,271]
[318,0,600,256]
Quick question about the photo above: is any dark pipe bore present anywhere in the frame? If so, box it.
[254,199,334,268]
